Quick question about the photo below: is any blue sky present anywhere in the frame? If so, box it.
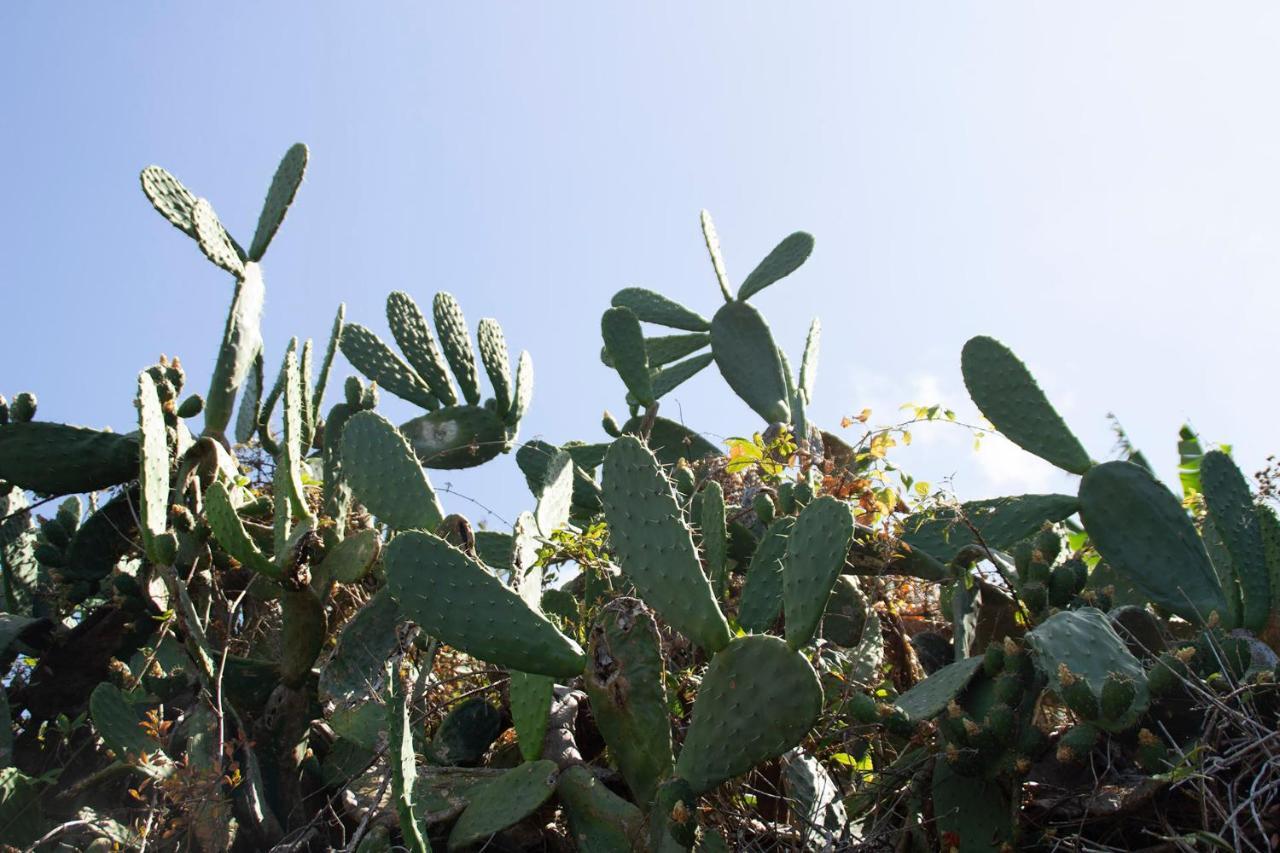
[4,5,1280,527]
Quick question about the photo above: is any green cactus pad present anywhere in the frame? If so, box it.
[136,373,170,563]
[90,684,166,774]
[477,318,513,417]
[433,292,482,406]
[895,656,984,721]
[430,698,504,767]
[280,587,326,687]
[0,422,139,495]
[584,598,674,806]
[781,748,846,840]
[139,165,199,238]
[313,303,345,419]
[62,488,138,583]
[1200,450,1271,631]
[700,481,728,596]
[821,575,869,647]
[602,306,654,406]
[737,231,815,301]
[205,264,266,442]
[507,351,534,428]
[738,517,795,632]
[389,674,430,853]
[782,496,855,649]
[341,411,444,531]
[206,483,279,578]
[960,335,1092,474]
[399,405,509,469]
[556,764,646,853]
[931,756,1014,853]
[601,332,710,369]
[317,528,380,584]
[650,352,714,400]
[248,142,307,261]
[1079,461,1227,625]
[612,287,711,332]
[340,321,439,410]
[602,436,732,653]
[191,198,245,277]
[710,301,790,424]
[620,416,719,467]
[508,672,553,762]
[319,589,400,705]
[385,531,586,678]
[674,635,822,794]
[901,493,1079,564]
[447,760,559,850]
[798,318,820,406]
[701,209,733,299]
[386,291,456,406]
[1028,608,1149,732]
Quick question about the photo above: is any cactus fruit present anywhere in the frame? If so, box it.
[602,436,732,653]
[1055,723,1100,764]
[960,335,1091,474]
[1079,461,1227,626]
[673,635,822,794]
[384,531,586,678]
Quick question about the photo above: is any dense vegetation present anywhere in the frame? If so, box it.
[0,145,1276,852]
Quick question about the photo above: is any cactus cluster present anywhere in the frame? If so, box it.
[0,147,1277,852]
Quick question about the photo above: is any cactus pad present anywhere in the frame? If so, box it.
[960,335,1091,474]
[0,423,139,495]
[340,323,439,411]
[1028,608,1150,732]
[602,436,731,653]
[399,405,509,469]
[1200,449,1271,631]
[737,231,815,301]
[611,287,710,332]
[433,292,481,406]
[901,493,1079,564]
[602,306,654,406]
[248,143,307,262]
[782,496,855,649]
[447,760,559,850]
[674,635,822,794]
[341,411,444,531]
[385,531,586,678]
[583,598,674,806]
[710,301,790,424]
[1080,461,1227,625]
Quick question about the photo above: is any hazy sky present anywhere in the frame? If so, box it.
[4,5,1279,527]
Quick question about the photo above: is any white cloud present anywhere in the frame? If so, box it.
[973,433,1061,493]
